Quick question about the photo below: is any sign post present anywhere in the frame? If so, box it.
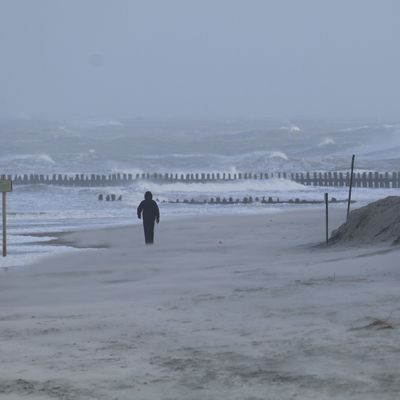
[325,192,329,245]
[0,180,12,257]
[347,154,355,220]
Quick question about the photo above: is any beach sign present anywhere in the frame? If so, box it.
[0,180,12,257]
[0,180,12,193]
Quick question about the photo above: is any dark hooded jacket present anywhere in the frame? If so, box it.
[137,191,160,222]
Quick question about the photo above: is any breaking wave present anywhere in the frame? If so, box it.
[131,151,290,170]
[135,178,305,195]
[280,125,302,133]
[337,125,369,132]
[0,153,56,165]
[318,138,336,147]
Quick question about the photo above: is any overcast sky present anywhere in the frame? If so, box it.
[1,0,399,119]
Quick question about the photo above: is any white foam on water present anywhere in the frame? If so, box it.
[0,153,56,165]
[56,126,81,137]
[135,178,305,195]
[337,125,369,132]
[268,151,289,160]
[318,137,336,147]
[84,118,124,127]
[280,125,302,133]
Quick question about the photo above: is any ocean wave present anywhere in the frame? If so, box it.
[318,138,336,147]
[56,126,81,137]
[268,151,289,160]
[87,119,124,127]
[99,150,296,176]
[136,153,209,160]
[280,125,302,133]
[216,150,290,163]
[0,153,56,165]
[135,178,305,195]
[337,125,369,132]
[134,150,289,164]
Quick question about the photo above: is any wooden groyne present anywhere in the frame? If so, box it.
[2,171,400,188]
[165,196,354,205]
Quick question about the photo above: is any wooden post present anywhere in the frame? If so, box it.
[347,154,355,220]
[0,180,12,257]
[393,172,398,189]
[2,192,6,257]
[325,192,329,245]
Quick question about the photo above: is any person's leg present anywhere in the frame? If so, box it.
[149,220,155,243]
[143,221,150,244]
[143,220,155,244]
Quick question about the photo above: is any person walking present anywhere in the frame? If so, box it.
[137,191,160,244]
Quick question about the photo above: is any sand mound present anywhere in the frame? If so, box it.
[330,196,400,245]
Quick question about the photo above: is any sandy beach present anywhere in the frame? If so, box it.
[1,207,400,399]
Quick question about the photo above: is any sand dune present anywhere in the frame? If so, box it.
[331,196,400,245]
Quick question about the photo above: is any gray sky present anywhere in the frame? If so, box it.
[1,0,399,119]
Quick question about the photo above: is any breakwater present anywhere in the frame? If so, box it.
[1,171,400,188]
[165,196,353,205]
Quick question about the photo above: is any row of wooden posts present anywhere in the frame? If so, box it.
[166,196,350,205]
[2,171,400,188]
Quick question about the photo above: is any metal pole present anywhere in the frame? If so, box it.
[325,192,329,245]
[2,192,6,257]
[347,154,355,220]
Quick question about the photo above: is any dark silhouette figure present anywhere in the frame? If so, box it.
[137,191,160,244]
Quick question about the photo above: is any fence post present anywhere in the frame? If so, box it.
[2,192,6,256]
[347,155,355,220]
[325,192,329,245]
[0,180,12,257]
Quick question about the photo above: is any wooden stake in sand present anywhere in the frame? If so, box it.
[0,180,12,257]
[325,192,329,245]
[347,154,355,220]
